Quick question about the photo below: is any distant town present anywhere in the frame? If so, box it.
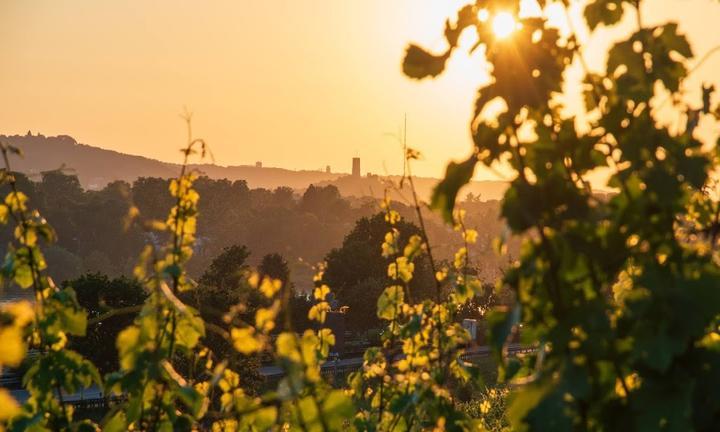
[0,132,509,201]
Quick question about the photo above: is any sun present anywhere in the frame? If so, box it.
[491,11,519,39]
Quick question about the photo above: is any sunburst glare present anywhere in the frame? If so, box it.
[491,11,519,39]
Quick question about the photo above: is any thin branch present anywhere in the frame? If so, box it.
[87,305,143,326]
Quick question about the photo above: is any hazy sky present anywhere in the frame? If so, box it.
[1,1,719,179]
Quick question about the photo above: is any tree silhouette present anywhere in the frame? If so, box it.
[324,213,435,331]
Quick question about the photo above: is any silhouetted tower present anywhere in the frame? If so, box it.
[326,165,331,173]
[255,161,262,168]
[352,157,360,177]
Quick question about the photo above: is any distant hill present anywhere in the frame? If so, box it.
[0,133,508,201]
[0,133,342,190]
[317,174,507,202]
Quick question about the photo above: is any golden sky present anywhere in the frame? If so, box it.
[1,1,719,180]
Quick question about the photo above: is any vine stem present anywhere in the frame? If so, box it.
[376,197,407,422]
[141,115,207,430]
[0,144,72,424]
[401,118,448,384]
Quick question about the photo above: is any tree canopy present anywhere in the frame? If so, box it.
[324,212,435,331]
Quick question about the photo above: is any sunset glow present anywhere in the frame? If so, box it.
[0,1,718,181]
[491,11,519,39]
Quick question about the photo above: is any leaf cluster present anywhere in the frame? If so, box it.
[404,0,720,430]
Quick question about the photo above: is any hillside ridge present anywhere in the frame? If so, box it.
[0,133,508,200]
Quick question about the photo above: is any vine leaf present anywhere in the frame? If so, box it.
[486,303,521,364]
[377,285,404,320]
[506,379,555,430]
[402,45,450,79]
[0,390,21,422]
[322,390,355,430]
[584,0,624,30]
[177,386,205,418]
[431,155,477,224]
[475,19,571,115]
[103,412,127,432]
[444,4,477,47]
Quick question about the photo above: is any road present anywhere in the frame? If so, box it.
[4,344,531,404]
[260,343,529,378]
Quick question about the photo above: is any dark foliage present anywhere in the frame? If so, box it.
[66,274,145,374]
[323,213,436,331]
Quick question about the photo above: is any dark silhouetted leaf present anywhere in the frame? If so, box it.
[431,155,477,224]
[402,44,450,79]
